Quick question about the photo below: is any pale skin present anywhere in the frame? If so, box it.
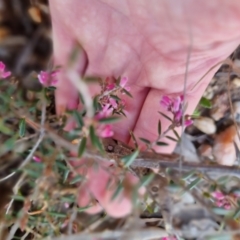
[49,0,240,217]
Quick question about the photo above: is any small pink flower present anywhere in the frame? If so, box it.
[160,95,192,127]
[120,76,128,88]
[172,96,182,112]
[160,96,172,110]
[106,83,115,90]
[95,104,113,120]
[120,76,131,92]
[212,191,232,210]
[174,110,182,122]
[109,98,118,108]
[0,61,11,79]
[64,203,70,208]
[33,156,41,163]
[212,191,225,200]
[97,124,114,138]
[184,119,193,127]
[38,70,59,87]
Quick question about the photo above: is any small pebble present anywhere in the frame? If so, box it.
[232,77,240,87]
[198,144,213,159]
[193,117,216,135]
[213,125,236,166]
[233,101,240,122]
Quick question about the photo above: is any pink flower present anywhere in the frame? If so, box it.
[33,156,41,163]
[160,95,192,127]
[0,61,11,79]
[95,105,114,138]
[106,83,115,90]
[160,96,172,110]
[95,104,113,120]
[120,76,131,92]
[64,203,70,208]
[172,96,182,112]
[120,76,128,88]
[109,98,118,108]
[211,191,232,210]
[97,124,114,138]
[38,70,59,87]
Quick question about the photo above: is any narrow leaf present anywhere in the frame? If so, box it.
[158,112,172,122]
[93,96,100,112]
[89,125,103,152]
[111,184,123,201]
[158,120,161,135]
[98,116,120,124]
[63,170,70,183]
[70,175,83,184]
[77,206,91,212]
[139,138,151,144]
[78,137,87,157]
[156,141,168,146]
[186,177,202,191]
[200,97,212,108]
[121,149,139,167]
[110,94,121,101]
[19,118,26,138]
[47,212,67,218]
[172,129,180,140]
[166,135,178,142]
[122,88,133,98]
[129,130,138,148]
[72,110,84,128]
[139,174,155,187]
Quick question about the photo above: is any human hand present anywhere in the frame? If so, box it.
[49,0,240,217]
[49,0,240,152]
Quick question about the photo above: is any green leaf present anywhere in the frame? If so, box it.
[193,109,201,116]
[19,118,26,138]
[70,175,83,184]
[11,195,25,201]
[129,130,138,148]
[77,206,92,212]
[182,170,197,180]
[93,96,100,112]
[116,76,121,85]
[47,212,67,218]
[186,177,202,191]
[172,129,180,140]
[158,112,172,122]
[0,119,13,135]
[156,141,168,146]
[78,137,87,157]
[72,110,84,128]
[119,110,127,117]
[232,207,240,219]
[122,88,132,98]
[98,116,120,124]
[166,135,178,142]
[200,97,212,108]
[63,170,70,183]
[139,138,151,145]
[121,149,139,168]
[110,94,121,101]
[139,174,155,187]
[158,120,161,135]
[111,183,123,201]
[47,86,56,91]
[212,207,234,216]
[89,125,103,152]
